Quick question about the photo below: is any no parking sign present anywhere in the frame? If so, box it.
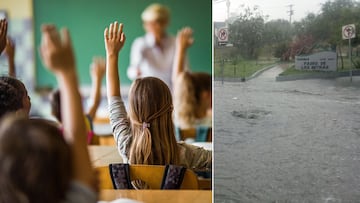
[342,24,356,81]
[218,28,228,42]
[342,24,356,39]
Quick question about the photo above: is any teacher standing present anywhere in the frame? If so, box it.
[127,3,188,89]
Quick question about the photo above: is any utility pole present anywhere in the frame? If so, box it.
[287,4,294,24]
[214,0,230,27]
[226,0,230,26]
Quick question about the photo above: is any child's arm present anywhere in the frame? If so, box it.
[104,22,132,161]
[172,27,194,84]
[0,19,8,54]
[104,21,126,98]
[87,57,105,120]
[39,25,95,190]
[5,37,15,77]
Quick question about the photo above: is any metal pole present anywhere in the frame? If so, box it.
[234,63,236,76]
[221,59,224,85]
[349,38,352,82]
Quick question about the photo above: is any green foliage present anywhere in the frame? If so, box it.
[263,19,292,46]
[273,42,289,59]
[294,0,360,46]
[228,6,265,59]
[217,0,360,68]
[214,59,276,78]
[352,59,360,69]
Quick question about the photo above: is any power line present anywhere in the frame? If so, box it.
[287,4,294,24]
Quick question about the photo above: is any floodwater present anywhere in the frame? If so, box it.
[214,66,360,202]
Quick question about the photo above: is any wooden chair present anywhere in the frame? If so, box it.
[95,164,199,190]
[96,134,116,146]
[92,116,116,146]
[177,128,212,142]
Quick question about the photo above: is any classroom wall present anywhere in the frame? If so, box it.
[0,0,35,91]
[34,0,212,88]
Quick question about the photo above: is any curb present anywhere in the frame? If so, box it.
[247,64,277,80]
[214,64,277,82]
[276,70,360,81]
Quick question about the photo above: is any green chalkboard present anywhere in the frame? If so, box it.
[34,0,212,88]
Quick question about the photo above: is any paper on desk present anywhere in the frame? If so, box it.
[98,198,143,203]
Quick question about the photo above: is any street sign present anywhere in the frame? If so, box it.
[342,24,356,81]
[218,28,228,42]
[342,24,356,39]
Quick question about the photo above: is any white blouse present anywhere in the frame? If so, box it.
[127,33,188,89]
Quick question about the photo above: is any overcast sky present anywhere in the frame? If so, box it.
[213,0,329,22]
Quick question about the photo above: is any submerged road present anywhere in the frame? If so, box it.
[214,66,360,202]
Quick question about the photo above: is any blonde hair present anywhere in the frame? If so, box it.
[141,3,170,23]
[128,77,179,165]
[174,72,212,128]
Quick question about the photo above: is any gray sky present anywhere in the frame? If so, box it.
[213,0,329,22]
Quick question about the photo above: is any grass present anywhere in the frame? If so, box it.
[214,59,277,78]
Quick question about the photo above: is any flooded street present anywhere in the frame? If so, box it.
[214,66,360,202]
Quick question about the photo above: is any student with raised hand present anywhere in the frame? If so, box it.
[88,56,106,121]
[0,25,97,203]
[50,56,106,144]
[4,37,15,77]
[105,21,211,169]
[0,19,31,119]
[39,24,97,197]
[0,38,31,119]
[173,27,212,130]
[0,19,7,54]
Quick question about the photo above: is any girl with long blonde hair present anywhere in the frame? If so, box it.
[105,21,211,169]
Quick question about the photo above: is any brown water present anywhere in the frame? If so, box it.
[214,66,360,202]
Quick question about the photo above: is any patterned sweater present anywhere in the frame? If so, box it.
[108,96,212,169]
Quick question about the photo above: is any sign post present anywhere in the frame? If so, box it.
[220,59,224,85]
[342,24,356,81]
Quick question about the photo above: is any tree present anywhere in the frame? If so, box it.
[292,0,360,68]
[263,19,293,59]
[294,0,360,46]
[263,19,292,46]
[228,6,266,59]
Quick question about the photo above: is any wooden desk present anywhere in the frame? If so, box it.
[88,146,122,167]
[93,123,112,135]
[99,189,212,203]
[89,143,212,167]
[192,142,212,151]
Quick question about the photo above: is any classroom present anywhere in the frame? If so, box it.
[0,0,212,202]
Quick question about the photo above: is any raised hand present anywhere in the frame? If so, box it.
[0,19,8,54]
[104,21,126,56]
[172,27,194,84]
[104,21,125,97]
[5,37,16,77]
[39,24,95,190]
[176,27,194,51]
[88,56,106,120]
[90,57,106,81]
[5,37,15,59]
[39,24,75,74]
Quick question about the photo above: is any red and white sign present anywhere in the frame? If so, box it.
[342,24,356,40]
[218,28,228,42]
